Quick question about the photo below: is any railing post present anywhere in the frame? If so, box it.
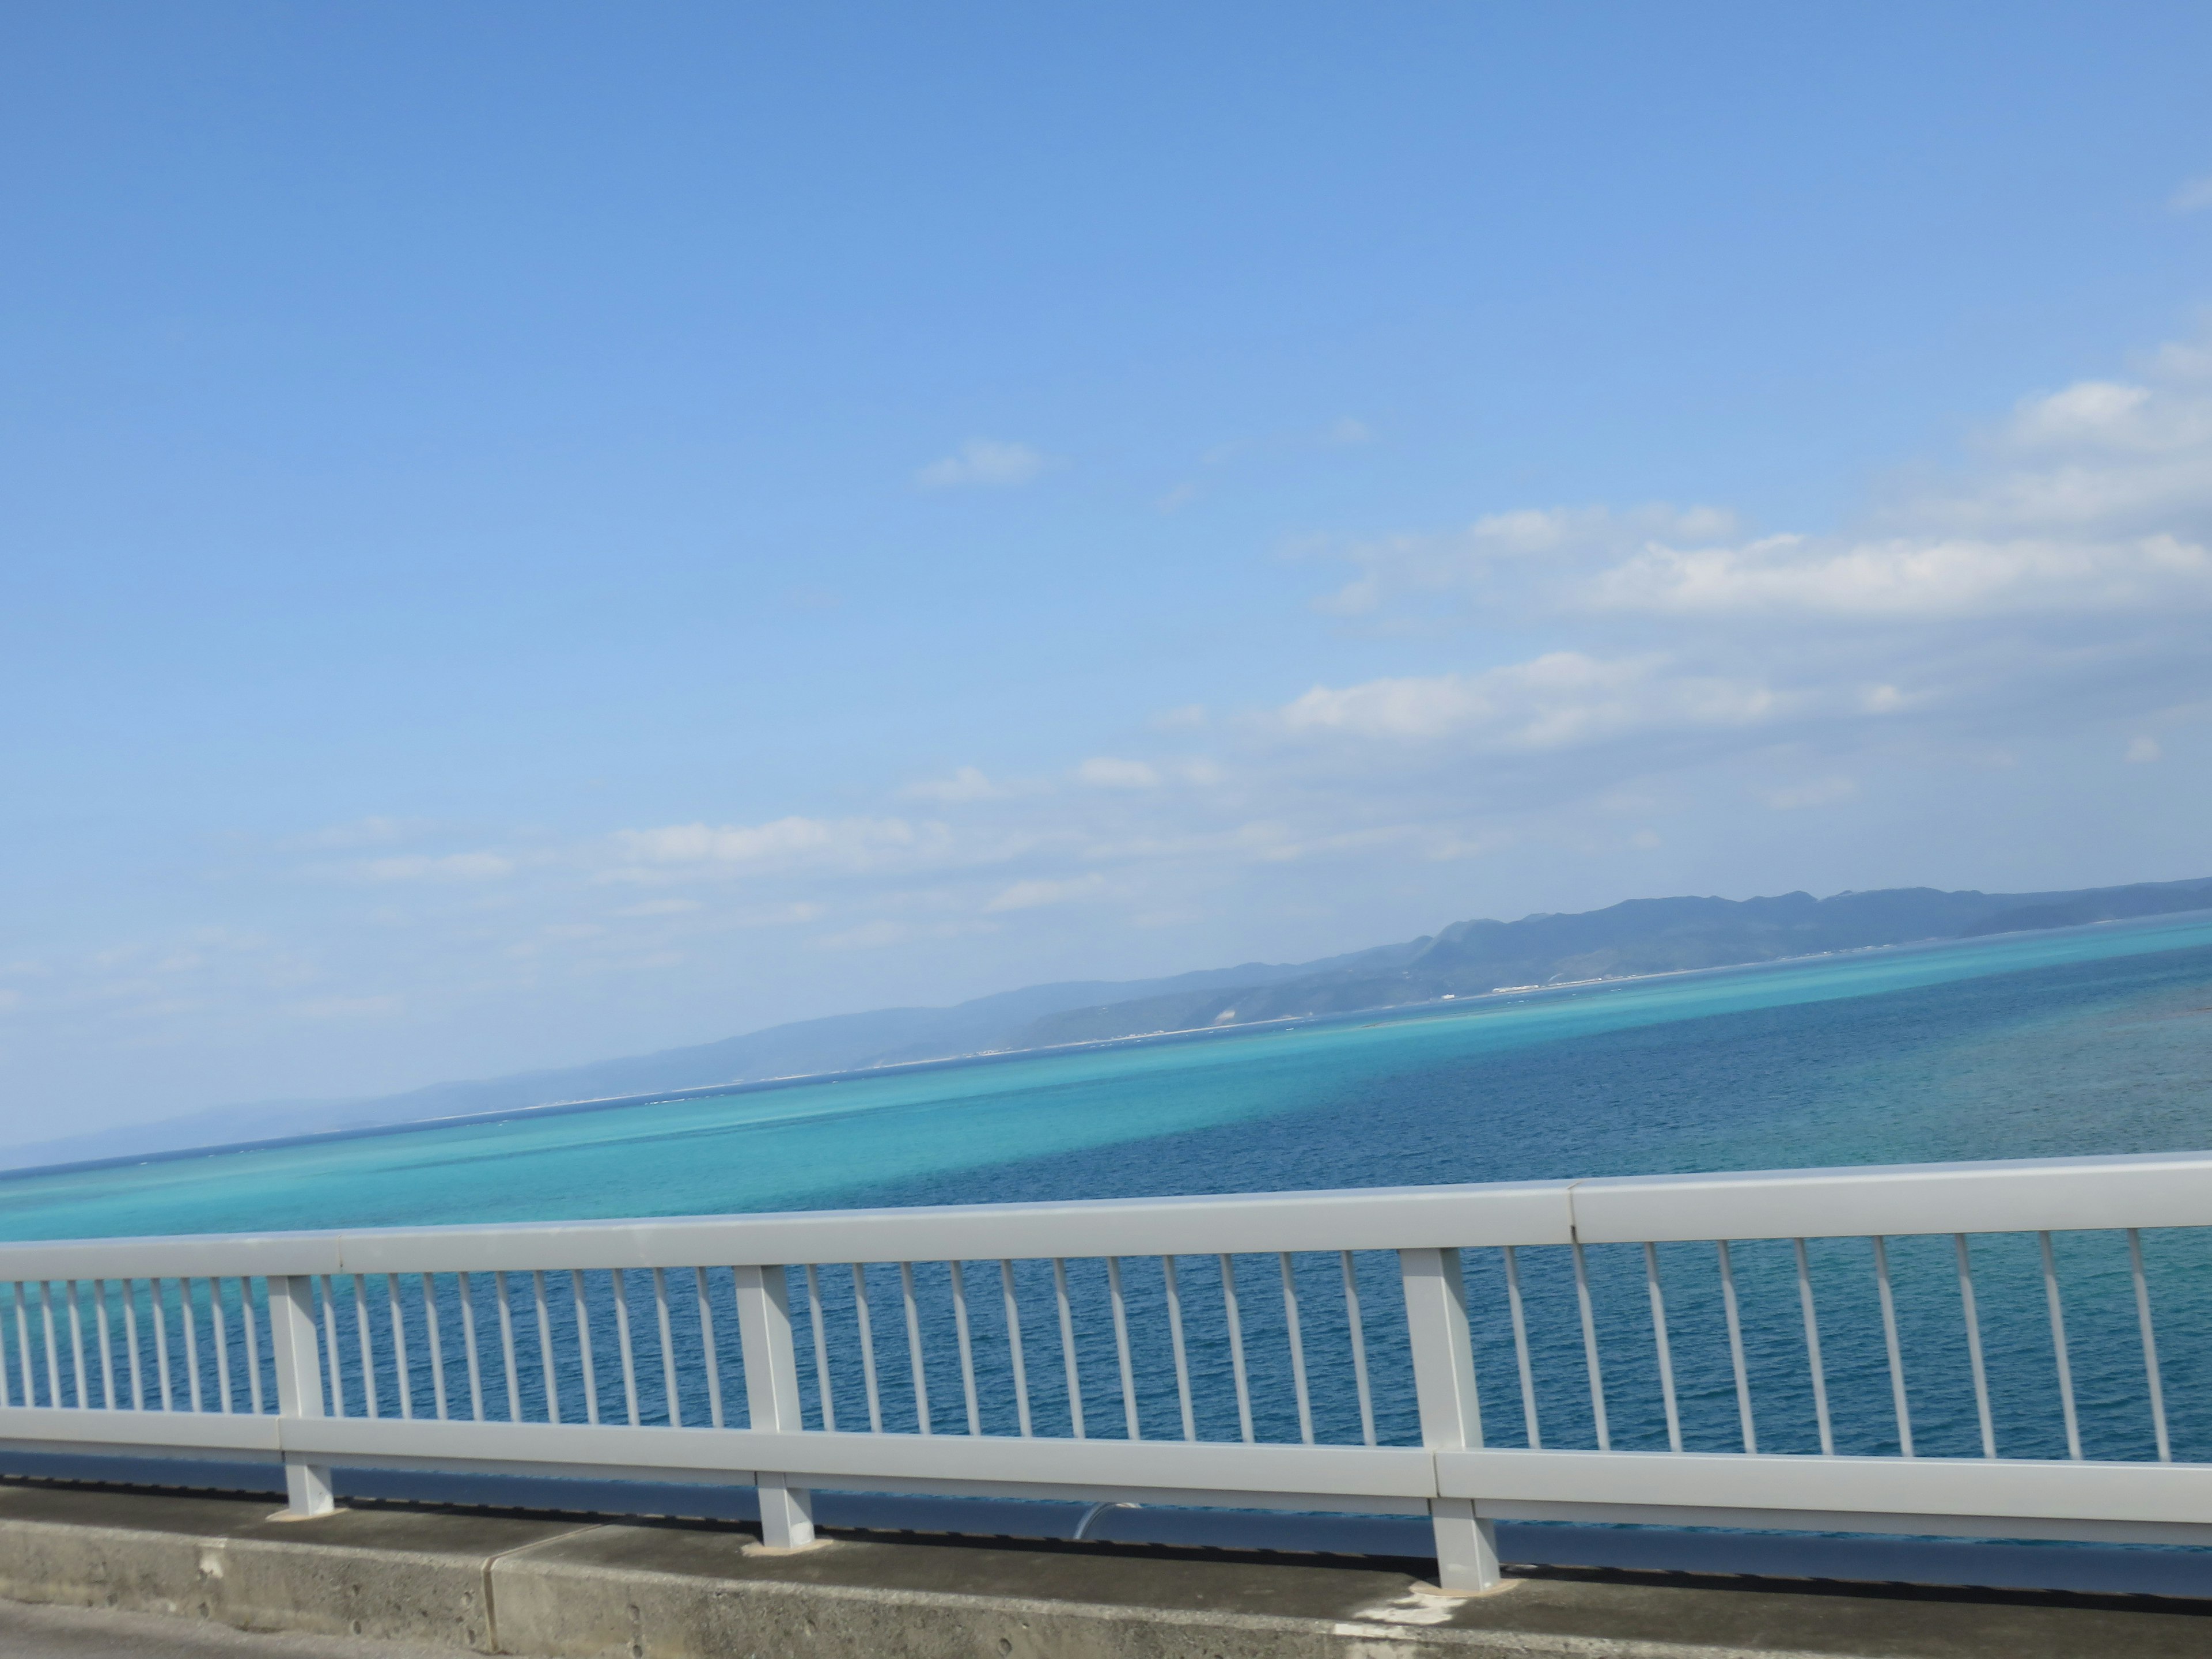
[732,1263,818,1551]
[267,1275,335,1518]
[1399,1247,1501,1593]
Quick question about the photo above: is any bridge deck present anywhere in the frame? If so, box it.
[2,1480,2207,1658]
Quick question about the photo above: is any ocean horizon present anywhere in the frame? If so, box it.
[7,908,2212,1475]
[6,907,2211,1245]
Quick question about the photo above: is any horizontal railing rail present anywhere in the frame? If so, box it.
[3,1148,2210,1590]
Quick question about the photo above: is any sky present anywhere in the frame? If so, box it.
[4,3,2212,1140]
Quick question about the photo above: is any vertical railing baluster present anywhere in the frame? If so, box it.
[534,1271,558,1425]
[1792,1240,1832,1455]
[458,1272,484,1421]
[1572,1243,1610,1452]
[1870,1237,1910,1457]
[3,1285,16,1406]
[13,1283,34,1407]
[851,1264,882,1434]
[122,1279,144,1411]
[494,1271,522,1422]
[1340,1252,1376,1449]
[2039,1232,2082,1461]
[804,1264,834,1432]
[1502,1246,1541,1450]
[611,1267,640,1427]
[243,1281,264,1415]
[181,1280,205,1413]
[900,1262,931,1435]
[1716,1241,1756,1455]
[2127,1229,2171,1463]
[155,1279,179,1412]
[391,1274,414,1420]
[424,1275,449,1421]
[1164,1256,1196,1442]
[66,1281,88,1409]
[42,1281,64,1410]
[653,1267,681,1428]
[1279,1253,1313,1446]
[1399,1246,1498,1595]
[1053,1258,1085,1440]
[950,1262,981,1435]
[210,1279,233,1413]
[93,1280,115,1411]
[351,1275,376,1419]
[571,1272,598,1426]
[317,1278,344,1416]
[1953,1236,1994,1459]
[1217,1254,1252,1444]
[999,1260,1031,1438]
[1107,1257,1141,1441]
[1643,1244,1681,1453]
[696,1268,725,1429]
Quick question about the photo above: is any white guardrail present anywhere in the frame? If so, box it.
[3,1149,2210,1592]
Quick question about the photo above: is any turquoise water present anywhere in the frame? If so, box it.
[6,911,2212,1471]
[6,910,2212,1244]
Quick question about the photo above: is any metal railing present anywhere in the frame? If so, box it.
[3,1149,2210,1590]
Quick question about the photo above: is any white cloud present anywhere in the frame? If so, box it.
[286,816,432,851]
[2171,174,2212,214]
[613,898,702,917]
[295,994,403,1020]
[1323,351,2212,627]
[1756,777,1859,811]
[983,874,1104,912]
[610,816,933,873]
[915,438,1051,488]
[818,919,908,951]
[357,852,516,882]
[1316,504,1738,618]
[2126,736,2162,763]
[1076,757,1164,789]
[1585,532,2210,618]
[901,766,1006,804]
[1276,653,1779,748]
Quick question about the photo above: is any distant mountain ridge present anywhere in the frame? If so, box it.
[9,873,2210,1173]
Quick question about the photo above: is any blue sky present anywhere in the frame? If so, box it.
[5,3,2212,1137]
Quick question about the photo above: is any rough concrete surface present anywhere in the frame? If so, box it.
[3,1480,2209,1658]
[0,1596,464,1659]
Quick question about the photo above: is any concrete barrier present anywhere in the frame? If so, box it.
[3,1480,2209,1658]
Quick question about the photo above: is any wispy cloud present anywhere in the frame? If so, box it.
[1755,777,1859,811]
[915,438,1052,488]
[608,816,938,876]
[355,852,516,882]
[983,874,1104,912]
[1075,757,1163,789]
[2171,173,2212,214]
[900,766,1007,803]
[1274,654,1779,748]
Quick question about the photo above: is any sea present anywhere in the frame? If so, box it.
[5,911,2212,1508]
[7,910,2212,1245]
